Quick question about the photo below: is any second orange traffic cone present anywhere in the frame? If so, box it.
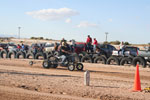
[132,64,141,92]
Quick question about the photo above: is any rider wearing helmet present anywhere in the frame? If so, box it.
[60,42,71,64]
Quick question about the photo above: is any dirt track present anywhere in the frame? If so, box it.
[0,59,150,100]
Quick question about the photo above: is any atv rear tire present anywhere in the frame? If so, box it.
[42,60,51,69]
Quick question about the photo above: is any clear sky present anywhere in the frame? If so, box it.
[0,0,150,44]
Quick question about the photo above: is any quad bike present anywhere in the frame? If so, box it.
[42,53,84,71]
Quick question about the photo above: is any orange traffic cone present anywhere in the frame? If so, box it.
[132,64,141,92]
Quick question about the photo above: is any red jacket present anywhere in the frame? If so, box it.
[86,37,92,43]
[93,40,98,45]
[17,45,21,49]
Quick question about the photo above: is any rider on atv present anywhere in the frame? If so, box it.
[59,42,71,64]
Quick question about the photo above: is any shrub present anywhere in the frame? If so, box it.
[124,42,130,45]
[109,40,120,45]
[30,37,44,40]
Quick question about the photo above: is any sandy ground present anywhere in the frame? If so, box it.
[0,59,150,100]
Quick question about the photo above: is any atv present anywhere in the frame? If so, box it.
[42,52,84,71]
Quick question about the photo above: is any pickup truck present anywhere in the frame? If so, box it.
[106,46,139,65]
[81,44,117,64]
[132,48,150,68]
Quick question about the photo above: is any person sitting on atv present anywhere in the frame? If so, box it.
[59,42,71,64]
[60,38,67,45]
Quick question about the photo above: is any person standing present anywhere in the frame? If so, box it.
[119,41,125,56]
[93,38,98,53]
[17,44,21,51]
[21,43,25,51]
[119,41,124,50]
[86,35,92,52]
[70,39,76,52]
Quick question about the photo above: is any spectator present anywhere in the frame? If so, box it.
[33,43,38,54]
[93,38,98,53]
[86,35,92,52]
[119,41,125,50]
[38,44,42,52]
[70,39,76,52]
[119,41,125,55]
[24,45,29,52]
[17,44,21,51]
[21,43,25,51]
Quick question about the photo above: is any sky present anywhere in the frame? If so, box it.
[0,0,150,44]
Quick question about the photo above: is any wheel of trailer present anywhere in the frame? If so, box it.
[76,63,84,71]
[35,52,47,60]
[106,56,120,65]
[132,57,146,68]
[29,61,33,66]
[81,55,92,63]
[8,51,16,59]
[68,64,75,71]
[94,56,106,64]
[16,51,26,59]
[0,50,8,58]
[42,60,51,69]
[120,57,132,66]
[26,52,35,59]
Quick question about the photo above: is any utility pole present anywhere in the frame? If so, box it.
[18,27,21,39]
[105,32,109,42]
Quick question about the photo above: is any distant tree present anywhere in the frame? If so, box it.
[0,39,4,42]
[30,37,44,40]
[39,37,44,40]
[124,42,130,45]
[103,41,109,44]
[30,37,35,39]
[45,38,49,40]
[20,41,23,43]
[109,40,120,45]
